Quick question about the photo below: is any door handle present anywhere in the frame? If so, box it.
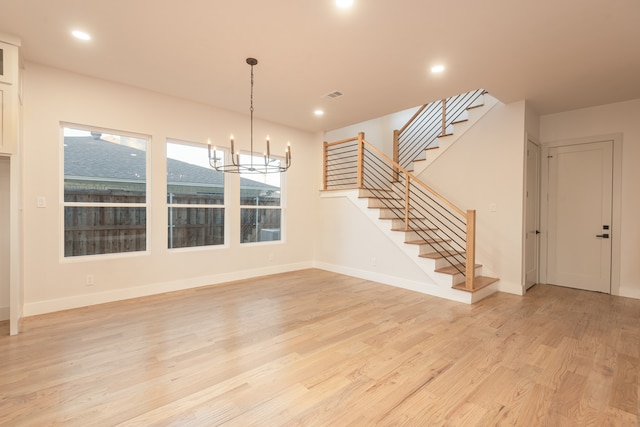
[596,234,609,238]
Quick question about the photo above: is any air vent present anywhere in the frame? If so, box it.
[323,90,344,99]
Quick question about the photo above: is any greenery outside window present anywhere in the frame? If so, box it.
[167,140,226,249]
[240,154,283,243]
[63,125,148,257]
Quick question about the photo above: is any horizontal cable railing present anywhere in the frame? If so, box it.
[323,137,360,190]
[323,132,477,290]
[394,89,485,170]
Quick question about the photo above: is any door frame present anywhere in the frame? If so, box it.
[523,138,540,291]
[540,133,622,295]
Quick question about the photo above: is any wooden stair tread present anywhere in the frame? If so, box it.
[419,250,464,259]
[378,206,413,210]
[361,196,402,200]
[452,276,499,292]
[391,227,437,232]
[361,187,393,192]
[435,263,481,275]
[379,217,428,222]
[436,132,454,138]
[404,239,449,245]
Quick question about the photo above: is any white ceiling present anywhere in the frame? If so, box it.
[1,0,639,133]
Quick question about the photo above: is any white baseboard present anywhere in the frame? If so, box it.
[313,261,475,304]
[23,262,313,317]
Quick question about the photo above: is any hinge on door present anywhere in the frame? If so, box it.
[547,155,553,158]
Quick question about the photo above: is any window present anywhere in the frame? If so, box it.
[240,154,283,243]
[167,140,226,248]
[63,125,148,257]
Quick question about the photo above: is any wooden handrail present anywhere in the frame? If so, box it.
[393,89,485,171]
[359,138,467,218]
[325,136,359,147]
[397,103,429,135]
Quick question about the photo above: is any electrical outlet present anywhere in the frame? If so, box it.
[37,196,46,208]
[371,257,377,267]
[489,203,497,212]
[85,275,94,286]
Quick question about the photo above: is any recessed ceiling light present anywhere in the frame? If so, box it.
[314,109,325,116]
[431,64,445,74]
[72,30,91,41]
[336,0,354,9]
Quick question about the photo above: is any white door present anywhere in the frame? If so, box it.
[524,140,540,290]
[547,140,613,293]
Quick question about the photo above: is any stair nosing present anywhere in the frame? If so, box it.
[435,263,482,275]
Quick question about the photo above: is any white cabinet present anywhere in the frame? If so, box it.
[0,39,19,155]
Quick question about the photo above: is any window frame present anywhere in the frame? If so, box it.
[60,122,151,261]
[166,138,229,251]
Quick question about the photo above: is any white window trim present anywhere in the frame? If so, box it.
[166,138,229,251]
[60,122,151,261]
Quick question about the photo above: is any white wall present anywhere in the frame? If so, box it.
[540,99,640,299]
[324,106,419,155]
[417,101,527,295]
[0,156,9,320]
[21,62,319,315]
[314,191,441,288]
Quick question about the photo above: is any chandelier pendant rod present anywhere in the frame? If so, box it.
[249,59,255,170]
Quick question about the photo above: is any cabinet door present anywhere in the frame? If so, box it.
[0,42,15,85]
[0,86,4,152]
[0,84,14,154]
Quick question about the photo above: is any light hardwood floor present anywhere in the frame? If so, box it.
[1,269,639,426]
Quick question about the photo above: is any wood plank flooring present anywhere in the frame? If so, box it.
[1,269,639,426]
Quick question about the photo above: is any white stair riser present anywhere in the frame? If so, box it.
[379,208,421,220]
[391,218,437,230]
[368,198,404,209]
[359,189,393,198]
[446,266,484,286]
[433,255,466,269]
[415,242,454,255]
[402,230,442,241]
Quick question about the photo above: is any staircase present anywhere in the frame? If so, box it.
[395,90,499,176]
[323,150,499,302]
[358,186,498,297]
[322,89,501,303]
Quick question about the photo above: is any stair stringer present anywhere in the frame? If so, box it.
[342,190,498,303]
[413,94,500,175]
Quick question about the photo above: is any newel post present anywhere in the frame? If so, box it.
[465,209,476,290]
[393,130,400,182]
[441,98,447,137]
[322,141,328,190]
[356,132,365,188]
[404,175,411,231]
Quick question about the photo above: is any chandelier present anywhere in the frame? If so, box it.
[208,57,291,174]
